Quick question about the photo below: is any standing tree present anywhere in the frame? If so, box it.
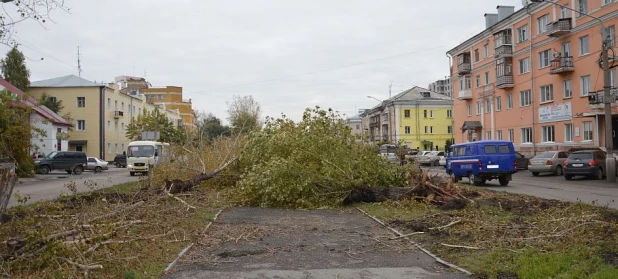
[196,111,230,142]
[227,95,261,134]
[0,46,29,92]
[37,92,63,113]
[125,108,187,144]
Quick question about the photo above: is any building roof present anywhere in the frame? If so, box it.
[30,74,103,88]
[0,77,72,126]
[387,86,452,102]
[348,114,362,121]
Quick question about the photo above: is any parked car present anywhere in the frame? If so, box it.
[418,151,445,166]
[515,152,529,170]
[528,151,569,176]
[446,140,517,186]
[439,152,449,167]
[86,157,109,173]
[379,153,400,165]
[114,153,127,168]
[35,151,87,175]
[563,150,609,180]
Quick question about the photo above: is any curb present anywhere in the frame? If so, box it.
[356,207,472,276]
[164,208,224,274]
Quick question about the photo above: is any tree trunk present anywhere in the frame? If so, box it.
[0,163,17,217]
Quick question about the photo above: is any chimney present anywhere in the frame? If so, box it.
[497,5,515,21]
[484,13,499,29]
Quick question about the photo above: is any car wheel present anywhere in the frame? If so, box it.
[469,173,482,186]
[499,175,509,186]
[565,174,573,180]
[73,166,83,175]
[434,160,439,166]
[130,172,135,176]
[449,172,456,183]
[554,165,563,176]
[39,165,50,174]
[596,168,604,180]
[95,166,102,173]
[532,172,539,176]
[115,162,121,168]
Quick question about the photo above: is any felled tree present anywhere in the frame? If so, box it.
[235,106,408,208]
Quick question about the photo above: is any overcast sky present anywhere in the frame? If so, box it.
[3,0,525,123]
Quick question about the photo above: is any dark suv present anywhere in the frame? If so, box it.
[35,151,87,175]
[563,150,606,180]
[114,153,127,168]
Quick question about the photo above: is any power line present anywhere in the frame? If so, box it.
[184,45,449,96]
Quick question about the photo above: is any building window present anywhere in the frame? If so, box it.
[107,143,111,154]
[424,126,428,134]
[448,126,453,134]
[474,49,480,62]
[485,98,491,113]
[475,75,480,87]
[107,98,111,108]
[114,121,118,132]
[583,121,593,141]
[467,104,472,116]
[157,94,164,100]
[496,96,502,111]
[518,25,528,43]
[537,14,549,34]
[508,129,514,142]
[107,121,111,131]
[539,49,551,68]
[540,84,554,103]
[611,68,617,88]
[485,72,490,85]
[579,0,588,15]
[519,57,530,74]
[507,93,513,109]
[430,126,434,134]
[430,110,434,118]
[447,109,453,118]
[497,130,503,140]
[604,0,614,5]
[486,131,492,140]
[608,25,616,46]
[520,90,532,107]
[579,35,589,55]
[561,4,570,18]
[77,97,85,108]
[121,102,124,112]
[404,109,410,117]
[580,75,591,96]
[115,143,118,154]
[562,80,572,98]
[121,123,125,131]
[114,100,117,111]
[542,125,555,142]
[423,110,427,118]
[121,143,125,152]
[565,123,573,142]
[77,120,85,131]
[405,126,411,134]
[521,127,533,143]
[484,44,489,58]
[476,101,481,115]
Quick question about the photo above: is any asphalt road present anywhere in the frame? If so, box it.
[9,166,140,207]
[426,166,618,210]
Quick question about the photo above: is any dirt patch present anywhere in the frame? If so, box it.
[496,271,519,279]
[603,251,618,267]
[166,207,469,278]
[439,198,469,211]
[477,196,566,215]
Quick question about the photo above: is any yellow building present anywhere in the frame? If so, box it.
[29,75,181,161]
[363,86,454,151]
[140,86,196,130]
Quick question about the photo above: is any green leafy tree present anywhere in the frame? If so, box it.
[0,93,39,176]
[0,46,30,92]
[37,92,64,113]
[235,106,408,208]
[196,112,230,142]
[227,95,261,134]
[125,108,187,144]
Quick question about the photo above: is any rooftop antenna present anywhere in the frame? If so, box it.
[389,80,393,98]
[77,46,82,78]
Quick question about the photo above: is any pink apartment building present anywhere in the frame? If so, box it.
[447,2,618,156]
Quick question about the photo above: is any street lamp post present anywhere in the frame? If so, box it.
[529,0,615,182]
[367,95,381,102]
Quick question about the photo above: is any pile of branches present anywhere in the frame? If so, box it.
[343,169,470,205]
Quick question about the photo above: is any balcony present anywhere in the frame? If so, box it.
[113,110,124,118]
[382,118,389,125]
[457,89,472,100]
[546,18,572,37]
[496,75,514,89]
[494,45,513,59]
[457,62,471,75]
[550,56,574,74]
[588,89,618,109]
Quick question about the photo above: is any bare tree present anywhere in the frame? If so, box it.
[0,0,69,44]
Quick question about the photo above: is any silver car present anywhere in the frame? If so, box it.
[418,151,445,166]
[86,157,109,173]
[528,151,569,176]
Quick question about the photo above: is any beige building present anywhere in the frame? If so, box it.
[29,75,182,161]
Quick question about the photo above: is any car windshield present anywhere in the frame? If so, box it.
[570,153,593,160]
[128,145,155,157]
[46,151,58,159]
[533,152,555,159]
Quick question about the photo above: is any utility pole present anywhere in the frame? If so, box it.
[388,81,393,98]
[77,46,82,78]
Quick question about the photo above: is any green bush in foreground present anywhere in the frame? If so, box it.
[235,107,407,208]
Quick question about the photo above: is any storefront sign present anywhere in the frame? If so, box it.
[539,102,572,123]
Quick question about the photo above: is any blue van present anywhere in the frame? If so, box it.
[445,140,517,186]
